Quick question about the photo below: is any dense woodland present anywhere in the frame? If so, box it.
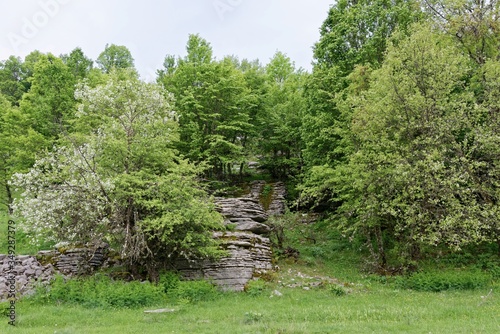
[1,0,499,276]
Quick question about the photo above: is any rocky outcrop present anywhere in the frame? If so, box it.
[1,181,287,296]
[216,197,270,234]
[176,232,273,291]
[37,244,110,275]
[177,181,285,291]
[267,181,287,216]
[0,255,55,301]
[247,180,266,199]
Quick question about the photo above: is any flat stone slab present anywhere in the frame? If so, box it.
[144,308,175,314]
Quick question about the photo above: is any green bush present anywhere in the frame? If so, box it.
[159,271,180,294]
[324,283,349,296]
[395,270,492,292]
[244,279,269,297]
[166,279,220,303]
[29,274,164,308]
[474,254,500,280]
[244,311,265,324]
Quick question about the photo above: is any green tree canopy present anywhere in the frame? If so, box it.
[158,35,254,179]
[0,94,45,212]
[19,54,77,139]
[257,52,307,178]
[61,47,94,80]
[96,44,136,74]
[299,0,423,206]
[334,23,499,268]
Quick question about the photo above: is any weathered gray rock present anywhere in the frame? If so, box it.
[144,308,175,314]
[177,231,273,291]
[215,197,270,234]
[247,180,266,199]
[0,244,110,301]
[267,182,287,216]
[24,268,35,276]
[176,180,289,291]
[216,198,268,222]
[0,255,55,301]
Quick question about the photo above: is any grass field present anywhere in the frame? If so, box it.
[1,280,498,334]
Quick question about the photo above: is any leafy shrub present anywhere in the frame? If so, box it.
[474,254,500,280]
[1,301,11,317]
[244,311,264,324]
[244,279,268,296]
[322,283,348,296]
[395,270,492,292]
[166,279,219,303]
[308,246,329,259]
[29,274,164,308]
[159,271,180,294]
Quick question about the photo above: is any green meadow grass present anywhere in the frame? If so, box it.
[1,284,498,334]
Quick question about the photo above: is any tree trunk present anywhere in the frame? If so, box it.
[5,181,13,215]
[239,162,244,181]
[374,226,387,268]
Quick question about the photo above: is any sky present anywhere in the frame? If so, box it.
[0,0,334,81]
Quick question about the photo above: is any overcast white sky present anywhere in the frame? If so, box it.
[0,0,334,80]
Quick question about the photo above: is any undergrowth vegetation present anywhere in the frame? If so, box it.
[25,272,222,309]
[28,274,165,308]
[394,270,493,292]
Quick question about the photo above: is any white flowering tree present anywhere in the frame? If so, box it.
[11,144,112,244]
[12,72,225,278]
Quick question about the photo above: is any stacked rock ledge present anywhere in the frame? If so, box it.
[177,181,286,291]
[0,244,112,301]
[1,181,286,298]
[176,231,273,291]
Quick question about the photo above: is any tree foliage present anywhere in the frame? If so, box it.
[12,75,224,276]
[257,52,307,178]
[2,2,500,274]
[158,35,254,179]
[19,54,77,139]
[0,56,29,106]
[424,0,500,64]
[334,23,499,268]
[61,47,94,80]
[96,44,135,74]
[0,95,45,212]
[300,0,423,205]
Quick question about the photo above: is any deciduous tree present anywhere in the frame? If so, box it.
[96,44,135,74]
[12,74,224,277]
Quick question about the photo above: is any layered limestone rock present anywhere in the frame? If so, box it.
[247,180,266,199]
[267,181,287,216]
[37,244,109,275]
[177,181,286,291]
[176,232,273,291]
[216,197,270,234]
